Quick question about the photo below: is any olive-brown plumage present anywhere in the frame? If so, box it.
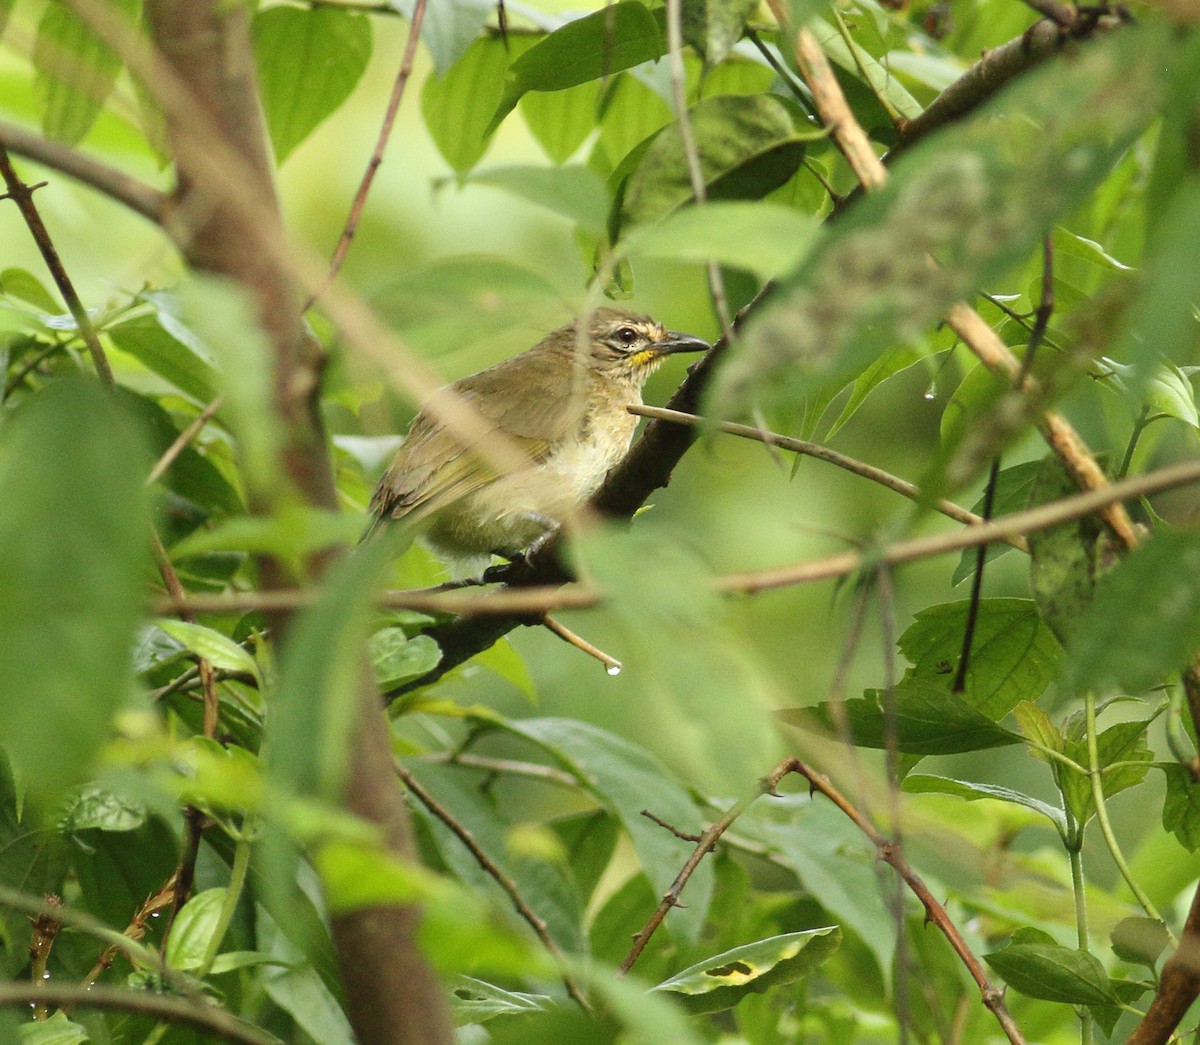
[367,307,708,567]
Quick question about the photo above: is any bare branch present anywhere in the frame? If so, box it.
[395,763,591,1010]
[0,118,168,224]
[0,982,280,1045]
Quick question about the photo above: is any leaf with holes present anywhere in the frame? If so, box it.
[654,928,840,1014]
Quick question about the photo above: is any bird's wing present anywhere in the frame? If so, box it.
[369,353,585,527]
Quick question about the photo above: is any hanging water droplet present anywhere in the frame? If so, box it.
[605,663,622,677]
[41,971,50,980]
[923,381,937,401]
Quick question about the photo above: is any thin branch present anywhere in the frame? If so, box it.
[81,875,178,989]
[629,405,1025,550]
[394,762,591,1011]
[0,148,116,387]
[145,396,224,487]
[307,0,427,308]
[0,983,280,1045]
[150,455,1200,621]
[417,752,579,788]
[0,119,168,224]
[789,758,1027,1045]
[29,894,63,1020]
[541,614,622,675]
[620,757,801,974]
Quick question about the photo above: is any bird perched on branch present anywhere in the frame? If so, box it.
[366,307,709,571]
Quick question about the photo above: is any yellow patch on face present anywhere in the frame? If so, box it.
[627,347,665,370]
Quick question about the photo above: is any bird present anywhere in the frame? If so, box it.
[366,307,709,572]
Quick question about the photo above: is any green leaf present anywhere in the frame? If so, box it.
[520,79,602,164]
[1065,530,1200,694]
[682,0,758,65]
[0,269,58,314]
[1162,762,1200,852]
[1101,357,1199,428]
[107,312,221,403]
[902,774,1066,837]
[489,3,665,134]
[155,619,260,682]
[0,753,69,978]
[1116,177,1200,382]
[809,16,922,125]
[952,461,1041,586]
[1028,454,1118,649]
[421,37,522,174]
[174,278,283,499]
[393,0,490,74]
[468,164,610,233]
[738,798,896,977]
[653,927,840,1014]
[714,24,1166,417]
[825,344,927,439]
[1059,718,1152,827]
[984,938,1119,1005]
[1111,916,1170,970]
[403,763,585,955]
[621,200,819,280]
[17,1012,89,1045]
[166,887,225,970]
[898,599,1062,719]
[369,628,441,691]
[253,6,373,163]
[267,534,400,803]
[448,976,553,1025]
[33,0,138,144]
[501,717,713,943]
[791,679,1022,755]
[59,784,147,833]
[372,256,565,361]
[619,94,810,231]
[0,378,150,804]
[472,636,537,703]
[208,949,291,975]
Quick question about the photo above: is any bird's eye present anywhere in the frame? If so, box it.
[615,326,639,345]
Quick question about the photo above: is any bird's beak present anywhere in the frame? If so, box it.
[654,331,711,357]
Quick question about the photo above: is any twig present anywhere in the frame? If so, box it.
[82,876,178,989]
[0,119,168,224]
[394,762,591,1011]
[629,405,1025,550]
[541,614,622,674]
[0,148,115,387]
[789,758,1028,1045]
[146,396,224,486]
[2,339,64,396]
[150,455,1200,621]
[640,809,701,842]
[620,757,801,974]
[29,894,63,1020]
[1127,880,1200,1045]
[306,0,427,308]
[0,982,280,1045]
[417,752,579,788]
[1018,0,1078,29]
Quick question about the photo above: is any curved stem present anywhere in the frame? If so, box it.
[1083,693,1174,942]
[197,828,254,979]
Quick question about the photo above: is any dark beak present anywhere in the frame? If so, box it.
[655,331,711,356]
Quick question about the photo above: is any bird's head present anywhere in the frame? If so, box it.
[582,308,710,382]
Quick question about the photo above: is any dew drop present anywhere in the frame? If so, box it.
[923,382,937,401]
[606,663,622,677]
